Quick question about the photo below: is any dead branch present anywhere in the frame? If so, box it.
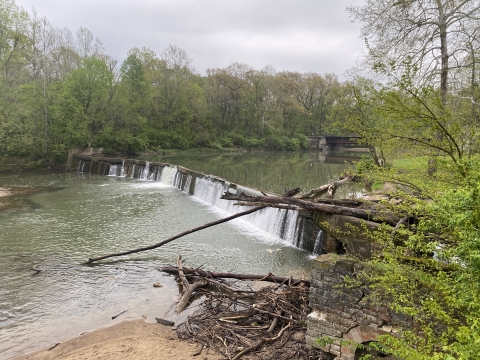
[158,266,310,287]
[176,255,208,314]
[298,176,353,199]
[175,278,321,360]
[83,189,305,265]
[83,205,266,264]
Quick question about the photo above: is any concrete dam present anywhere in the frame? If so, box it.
[73,155,326,255]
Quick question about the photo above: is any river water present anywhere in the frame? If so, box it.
[0,150,365,359]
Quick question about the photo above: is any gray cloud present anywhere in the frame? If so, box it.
[16,0,366,76]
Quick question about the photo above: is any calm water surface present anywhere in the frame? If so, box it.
[152,150,363,196]
[0,151,364,359]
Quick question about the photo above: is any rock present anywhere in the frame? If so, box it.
[153,282,162,288]
[292,331,305,341]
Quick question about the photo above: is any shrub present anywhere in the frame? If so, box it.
[266,135,286,150]
[230,133,246,146]
[285,138,300,151]
[296,134,311,149]
[128,137,147,154]
[354,156,377,174]
[221,137,234,148]
[170,133,190,149]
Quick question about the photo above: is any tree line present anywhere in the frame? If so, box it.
[0,0,354,162]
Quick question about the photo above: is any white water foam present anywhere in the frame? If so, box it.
[139,162,150,180]
[108,164,119,176]
[313,230,324,255]
[158,166,178,185]
[119,161,125,177]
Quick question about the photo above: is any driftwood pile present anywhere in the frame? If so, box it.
[158,261,329,360]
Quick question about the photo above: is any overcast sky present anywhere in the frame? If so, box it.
[15,0,366,76]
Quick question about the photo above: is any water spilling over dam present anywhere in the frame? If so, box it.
[74,156,325,254]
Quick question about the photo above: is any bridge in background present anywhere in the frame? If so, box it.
[306,135,364,150]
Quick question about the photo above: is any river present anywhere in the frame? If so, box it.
[0,150,365,359]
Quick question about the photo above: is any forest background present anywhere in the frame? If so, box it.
[0,0,356,163]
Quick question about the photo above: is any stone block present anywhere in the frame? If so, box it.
[325,313,357,329]
[312,254,337,270]
[306,329,320,339]
[323,275,344,284]
[331,322,350,334]
[338,292,357,303]
[311,279,328,290]
[305,334,314,348]
[322,307,353,321]
[391,310,413,324]
[308,312,343,338]
[308,312,334,328]
[381,325,392,333]
[309,297,329,310]
[311,268,323,280]
[321,291,339,302]
[341,344,356,358]
[330,344,341,356]
[310,287,324,298]
[334,260,355,275]
[365,314,383,326]
[344,325,383,344]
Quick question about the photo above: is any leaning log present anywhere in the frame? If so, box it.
[83,205,266,264]
[221,193,399,226]
[158,266,310,286]
[83,189,304,264]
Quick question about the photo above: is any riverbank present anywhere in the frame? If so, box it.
[13,319,222,360]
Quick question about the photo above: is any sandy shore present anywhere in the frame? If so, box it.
[13,319,222,360]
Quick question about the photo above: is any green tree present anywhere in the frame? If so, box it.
[63,56,116,148]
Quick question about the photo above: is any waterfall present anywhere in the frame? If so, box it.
[139,162,150,180]
[183,175,193,194]
[313,230,324,255]
[188,176,303,247]
[119,161,125,177]
[158,166,178,185]
[77,160,84,172]
[108,164,118,176]
[88,159,321,253]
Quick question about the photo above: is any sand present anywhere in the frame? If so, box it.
[13,319,223,360]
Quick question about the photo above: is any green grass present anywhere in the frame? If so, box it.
[371,180,385,191]
[391,156,429,171]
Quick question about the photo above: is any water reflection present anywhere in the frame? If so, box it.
[154,150,365,196]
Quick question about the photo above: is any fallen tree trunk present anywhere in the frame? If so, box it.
[298,176,353,199]
[221,193,399,226]
[158,266,310,287]
[83,205,266,264]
